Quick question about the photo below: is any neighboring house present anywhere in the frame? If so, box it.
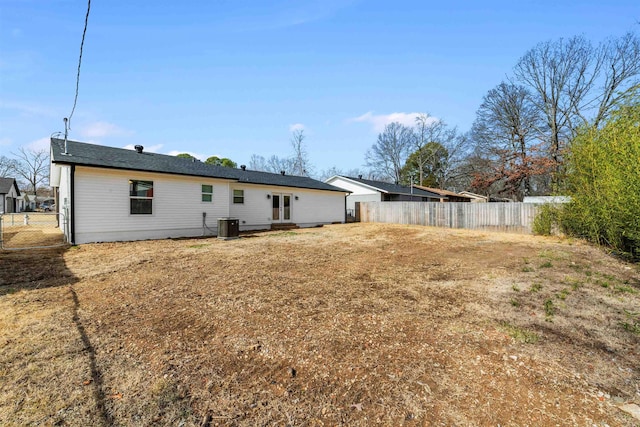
[49,138,348,244]
[523,196,571,204]
[458,191,489,203]
[0,177,21,214]
[22,194,55,211]
[325,175,443,214]
[413,186,474,203]
[16,194,26,212]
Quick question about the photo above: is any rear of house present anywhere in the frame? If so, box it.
[50,139,347,244]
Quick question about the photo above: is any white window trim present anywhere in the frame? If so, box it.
[201,184,213,203]
[232,189,244,204]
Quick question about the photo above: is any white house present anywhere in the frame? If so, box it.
[49,139,348,244]
[0,177,21,214]
[458,191,489,203]
[325,175,443,216]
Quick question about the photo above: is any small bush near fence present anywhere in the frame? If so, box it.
[532,204,563,236]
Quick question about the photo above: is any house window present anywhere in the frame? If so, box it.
[233,189,244,204]
[202,185,213,202]
[129,180,153,214]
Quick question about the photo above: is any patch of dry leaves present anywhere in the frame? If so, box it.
[1,223,639,426]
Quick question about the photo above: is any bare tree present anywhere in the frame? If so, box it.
[513,31,640,178]
[267,155,295,175]
[318,167,372,182]
[249,154,268,171]
[249,130,314,176]
[470,82,551,199]
[318,166,343,182]
[439,132,473,190]
[12,147,49,193]
[0,155,17,177]
[409,114,461,187]
[248,154,293,174]
[590,32,640,127]
[365,122,412,183]
[290,129,311,176]
[513,36,596,175]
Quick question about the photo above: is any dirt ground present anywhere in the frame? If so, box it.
[1,223,639,426]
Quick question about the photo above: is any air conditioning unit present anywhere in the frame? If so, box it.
[217,218,239,240]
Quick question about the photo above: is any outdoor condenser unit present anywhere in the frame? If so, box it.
[217,218,239,240]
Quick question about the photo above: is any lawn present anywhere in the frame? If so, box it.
[1,223,639,426]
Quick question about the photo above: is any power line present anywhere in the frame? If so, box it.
[67,0,91,131]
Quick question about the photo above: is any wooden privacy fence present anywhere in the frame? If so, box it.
[359,202,541,234]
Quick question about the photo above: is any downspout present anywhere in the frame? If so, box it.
[70,165,76,245]
[344,193,347,223]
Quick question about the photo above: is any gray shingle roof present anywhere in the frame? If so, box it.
[341,176,443,199]
[50,139,347,193]
[0,177,20,196]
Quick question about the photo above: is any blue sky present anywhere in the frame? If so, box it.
[1,0,638,175]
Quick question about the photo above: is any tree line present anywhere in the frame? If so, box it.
[362,31,640,201]
[1,148,50,195]
[4,31,638,206]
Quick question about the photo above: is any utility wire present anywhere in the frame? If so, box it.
[67,0,91,131]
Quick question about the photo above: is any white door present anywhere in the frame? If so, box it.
[272,193,291,222]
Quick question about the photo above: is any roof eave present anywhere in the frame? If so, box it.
[51,160,347,193]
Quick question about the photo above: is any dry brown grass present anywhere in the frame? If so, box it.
[1,213,65,249]
[1,223,639,426]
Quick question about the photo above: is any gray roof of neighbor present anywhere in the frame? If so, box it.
[340,176,444,199]
[0,177,20,196]
[50,138,347,193]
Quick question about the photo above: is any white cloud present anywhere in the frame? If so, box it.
[123,144,164,153]
[79,121,133,138]
[0,138,12,147]
[25,137,51,152]
[166,150,206,161]
[350,111,436,133]
[289,123,305,132]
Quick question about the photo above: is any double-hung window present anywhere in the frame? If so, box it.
[129,180,153,214]
[233,189,244,204]
[202,185,213,202]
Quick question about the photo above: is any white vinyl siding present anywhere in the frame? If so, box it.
[72,167,229,243]
[229,185,271,230]
[325,177,380,196]
[325,176,383,211]
[229,184,345,230]
[55,166,346,243]
[290,188,345,226]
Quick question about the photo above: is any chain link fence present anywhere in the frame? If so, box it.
[0,213,67,250]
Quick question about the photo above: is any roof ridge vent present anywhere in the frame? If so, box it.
[134,145,144,153]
